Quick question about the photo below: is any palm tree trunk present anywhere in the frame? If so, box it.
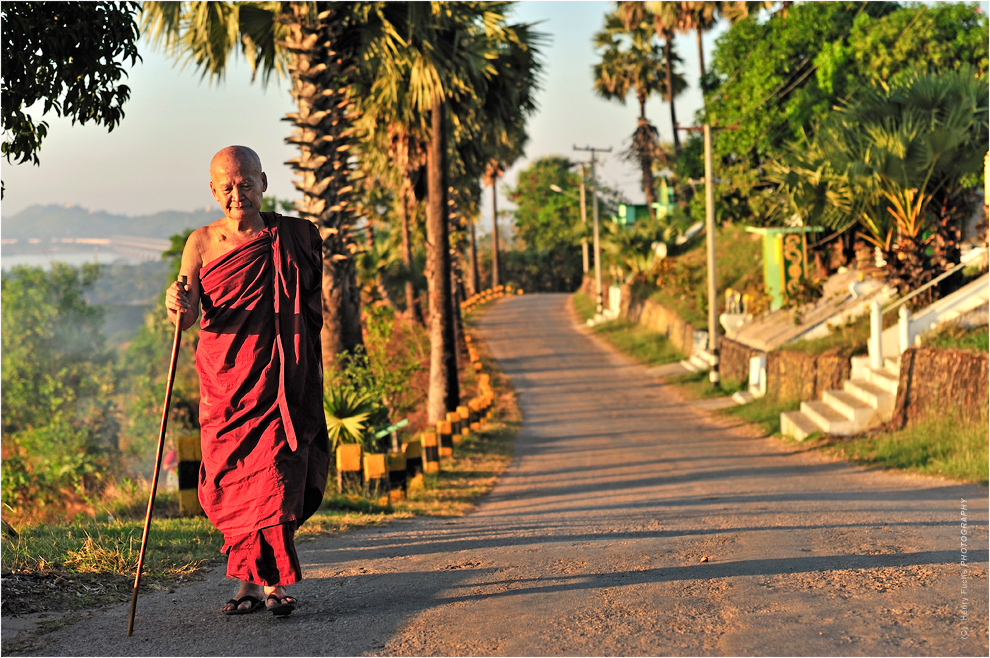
[400,184,424,325]
[491,179,501,288]
[426,100,459,423]
[468,220,480,295]
[664,30,681,155]
[283,2,364,375]
[696,28,706,81]
[639,95,657,220]
[449,228,466,367]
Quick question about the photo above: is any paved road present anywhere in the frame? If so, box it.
[8,293,988,656]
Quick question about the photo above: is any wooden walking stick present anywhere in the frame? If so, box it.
[127,275,187,636]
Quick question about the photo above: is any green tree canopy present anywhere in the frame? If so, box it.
[1,264,120,519]
[507,156,584,252]
[1,1,141,180]
[701,1,988,224]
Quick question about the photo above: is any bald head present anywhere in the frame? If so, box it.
[211,146,263,179]
[209,146,268,224]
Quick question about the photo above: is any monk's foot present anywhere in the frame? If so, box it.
[221,582,264,615]
[264,585,297,617]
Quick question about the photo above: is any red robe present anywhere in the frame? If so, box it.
[196,212,329,545]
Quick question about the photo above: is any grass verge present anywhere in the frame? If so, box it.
[572,289,596,323]
[716,395,802,436]
[668,370,747,400]
[814,411,989,484]
[573,291,685,367]
[921,323,989,352]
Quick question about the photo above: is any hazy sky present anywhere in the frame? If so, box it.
[1,1,720,225]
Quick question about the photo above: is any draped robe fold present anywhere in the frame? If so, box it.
[196,212,329,560]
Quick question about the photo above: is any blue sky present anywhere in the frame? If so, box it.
[2,1,719,224]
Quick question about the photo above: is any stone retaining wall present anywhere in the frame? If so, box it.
[718,337,763,386]
[765,350,852,403]
[621,288,699,358]
[892,347,989,428]
[606,286,985,430]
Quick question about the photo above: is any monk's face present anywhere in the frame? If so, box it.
[209,153,268,223]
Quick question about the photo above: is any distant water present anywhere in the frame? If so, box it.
[1,250,145,271]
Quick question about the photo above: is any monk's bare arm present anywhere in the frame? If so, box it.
[165,228,207,331]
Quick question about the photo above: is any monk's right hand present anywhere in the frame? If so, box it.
[165,280,191,315]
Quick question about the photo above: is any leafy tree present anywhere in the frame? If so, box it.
[508,156,583,252]
[1,1,141,194]
[116,230,200,475]
[703,1,987,225]
[844,2,989,89]
[506,156,589,291]
[1,264,120,523]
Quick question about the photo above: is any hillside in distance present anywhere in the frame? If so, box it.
[1,204,224,241]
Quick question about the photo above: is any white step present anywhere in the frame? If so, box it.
[866,366,900,395]
[780,410,824,441]
[680,353,711,373]
[822,389,877,428]
[731,390,754,405]
[801,400,858,436]
[844,379,896,422]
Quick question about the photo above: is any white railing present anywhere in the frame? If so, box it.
[868,258,985,368]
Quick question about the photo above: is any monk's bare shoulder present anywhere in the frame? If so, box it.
[191,221,246,268]
[181,226,216,270]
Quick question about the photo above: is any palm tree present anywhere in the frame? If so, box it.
[351,2,542,423]
[594,9,685,216]
[675,1,718,96]
[353,112,428,325]
[718,1,791,24]
[139,1,366,374]
[477,19,545,289]
[617,1,684,156]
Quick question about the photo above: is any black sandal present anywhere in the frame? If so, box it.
[221,595,264,615]
[265,593,297,617]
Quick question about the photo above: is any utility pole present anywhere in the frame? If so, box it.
[702,123,719,386]
[678,123,736,388]
[578,163,589,274]
[574,145,611,317]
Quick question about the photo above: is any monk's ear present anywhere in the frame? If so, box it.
[209,180,222,202]
[261,172,269,193]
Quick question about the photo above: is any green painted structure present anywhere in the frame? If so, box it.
[613,180,677,226]
[745,226,824,310]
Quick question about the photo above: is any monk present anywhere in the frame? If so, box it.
[165,145,330,617]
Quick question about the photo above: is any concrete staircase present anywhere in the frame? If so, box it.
[780,265,988,441]
[780,356,899,441]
